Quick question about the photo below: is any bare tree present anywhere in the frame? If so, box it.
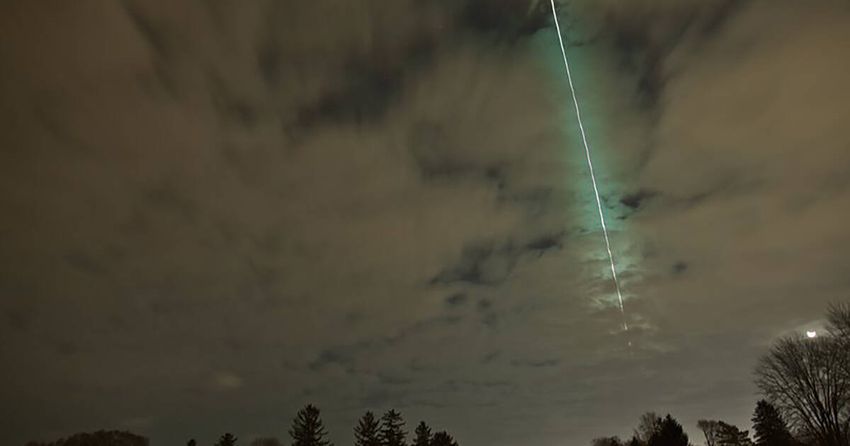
[827,302,850,382]
[827,302,850,339]
[635,412,662,445]
[755,333,850,446]
[698,420,722,446]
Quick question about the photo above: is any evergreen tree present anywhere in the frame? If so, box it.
[430,431,458,446]
[716,422,752,446]
[289,404,333,446]
[752,400,795,446]
[413,421,432,446]
[355,412,382,446]
[592,437,624,446]
[380,410,407,446]
[251,438,284,446]
[217,433,239,446]
[648,415,688,446]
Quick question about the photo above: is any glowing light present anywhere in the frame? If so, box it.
[549,0,628,332]
[806,330,818,338]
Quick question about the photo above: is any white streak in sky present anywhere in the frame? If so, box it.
[549,0,629,332]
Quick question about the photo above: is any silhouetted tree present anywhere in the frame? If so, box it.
[755,329,849,446]
[827,302,850,384]
[380,410,406,446]
[648,415,688,446]
[26,430,149,446]
[628,436,642,446]
[827,302,850,339]
[716,422,752,446]
[635,412,662,445]
[593,436,624,446]
[752,400,795,446]
[289,404,332,446]
[413,421,432,446]
[355,412,382,446]
[188,439,197,446]
[217,433,238,446]
[430,431,458,446]
[251,438,283,446]
[698,420,723,446]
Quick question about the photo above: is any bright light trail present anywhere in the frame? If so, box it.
[549,0,628,332]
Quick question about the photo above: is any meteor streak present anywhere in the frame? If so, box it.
[548,0,629,332]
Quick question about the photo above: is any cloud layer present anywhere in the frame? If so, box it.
[1,1,849,445]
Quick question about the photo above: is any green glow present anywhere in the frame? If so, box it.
[531,24,636,313]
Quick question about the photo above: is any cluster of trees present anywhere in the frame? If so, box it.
[593,400,796,446]
[189,405,458,446]
[754,303,850,446]
[592,412,690,446]
[696,400,798,446]
[25,430,149,446]
[593,302,850,446]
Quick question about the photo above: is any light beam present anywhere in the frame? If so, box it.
[549,0,629,332]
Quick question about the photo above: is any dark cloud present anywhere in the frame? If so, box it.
[672,261,689,276]
[461,0,550,39]
[524,232,564,253]
[309,348,358,373]
[430,242,519,286]
[444,293,469,308]
[620,190,657,211]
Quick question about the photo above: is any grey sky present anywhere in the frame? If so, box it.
[1,1,849,445]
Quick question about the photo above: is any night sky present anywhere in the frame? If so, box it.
[2,1,850,445]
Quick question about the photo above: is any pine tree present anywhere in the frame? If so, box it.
[380,410,407,446]
[355,412,382,446]
[752,400,795,446]
[648,415,688,446]
[251,438,283,446]
[592,437,624,446]
[413,421,431,446]
[430,431,458,446]
[217,433,238,446]
[289,404,333,446]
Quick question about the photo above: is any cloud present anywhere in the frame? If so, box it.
[212,371,245,391]
[1,1,849,446]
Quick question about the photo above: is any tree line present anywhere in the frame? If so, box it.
[591,400,795,446]
[189,406,457,446]
[593,302,850,446]
[25,406,459,446]
[26,303,848,446]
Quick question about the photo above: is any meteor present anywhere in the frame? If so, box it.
[548,0,629,332]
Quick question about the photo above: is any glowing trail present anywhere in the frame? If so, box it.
[549,0,628,332]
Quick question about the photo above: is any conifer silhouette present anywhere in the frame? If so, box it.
[289,404,332,446]
[355,411,382,446]
[380,410,407,446]
[413,421,432,446]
